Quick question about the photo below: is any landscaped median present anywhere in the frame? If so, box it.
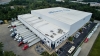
[88,32,100,56]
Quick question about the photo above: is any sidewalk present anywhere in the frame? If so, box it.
[78,21,100,56]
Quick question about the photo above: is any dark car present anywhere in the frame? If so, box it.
[0,20,3,24]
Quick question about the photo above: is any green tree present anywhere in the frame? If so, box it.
[0,42,3,56]
[0,42,16,56]
[41,51,57,56]
[3,51,16,56]
[50,52,57,56]
[68,36,73,41]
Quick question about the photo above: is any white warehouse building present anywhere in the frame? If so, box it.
[18,7,92,49]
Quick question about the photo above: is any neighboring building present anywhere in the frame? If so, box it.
[77,0,83,2]
[18,7,92,49]
[90,2,100,6]
[0,0,11,5]
[56,0,65,2]
[70,1,88,4]
[70,1,100,7]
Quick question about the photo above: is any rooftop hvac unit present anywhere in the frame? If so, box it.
[45,34,49,36]
[53,33,56,35]
[38,17,42,19]
[50,35,54,38]
[58,29,63,34]
[50,30,54,32]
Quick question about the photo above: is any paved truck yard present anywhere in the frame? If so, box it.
[0,24,40,56]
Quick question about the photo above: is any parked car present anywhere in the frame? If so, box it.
[0,20,3,24]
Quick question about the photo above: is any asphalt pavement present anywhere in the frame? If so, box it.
[78,21,100,56]
[58,22,97,56]
[0,24,40,56]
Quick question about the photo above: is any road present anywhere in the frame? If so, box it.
[78,20,100,56]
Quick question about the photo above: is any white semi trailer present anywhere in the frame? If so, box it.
[22,38,40,50]
[14,32,34,41]
[18,35,37,46]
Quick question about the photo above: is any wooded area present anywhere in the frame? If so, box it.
[0,0,100,21]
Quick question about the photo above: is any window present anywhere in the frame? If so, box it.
[83,18,85,20]
[57,41,59,43]
[35,34,37,37]
[47,41,49,43]
[44,38,46,40]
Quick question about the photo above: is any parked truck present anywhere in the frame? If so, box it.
[22,38,40,50]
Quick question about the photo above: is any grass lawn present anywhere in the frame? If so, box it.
[88,32,100,56]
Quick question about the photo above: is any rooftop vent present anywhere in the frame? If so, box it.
[63,32,65,33]
[50,35,54,38]
[53,33,56,35]
[50,30,54,32]
[38,17,42,19]
[45,34,49,36]
[58,29,63,34]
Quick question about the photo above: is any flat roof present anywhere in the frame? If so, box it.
[31,7,92,25]
[18,14,68,41]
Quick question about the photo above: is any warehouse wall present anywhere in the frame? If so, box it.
[54,32,69,47]
[69,14,92,36]
[31,11,70,30]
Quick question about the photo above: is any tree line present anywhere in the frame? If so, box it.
[0,0,100,21]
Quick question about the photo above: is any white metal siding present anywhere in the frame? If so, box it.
[55,33,69,47]
[69,14,92,36]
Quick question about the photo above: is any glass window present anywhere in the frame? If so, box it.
[47,41,49,43]
[44,38,46,40]
[57,41,59,43]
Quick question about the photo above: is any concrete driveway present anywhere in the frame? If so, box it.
[0,24,40,56]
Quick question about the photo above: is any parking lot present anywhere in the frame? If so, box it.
[0,24,40,56]
[58,22,97,56]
